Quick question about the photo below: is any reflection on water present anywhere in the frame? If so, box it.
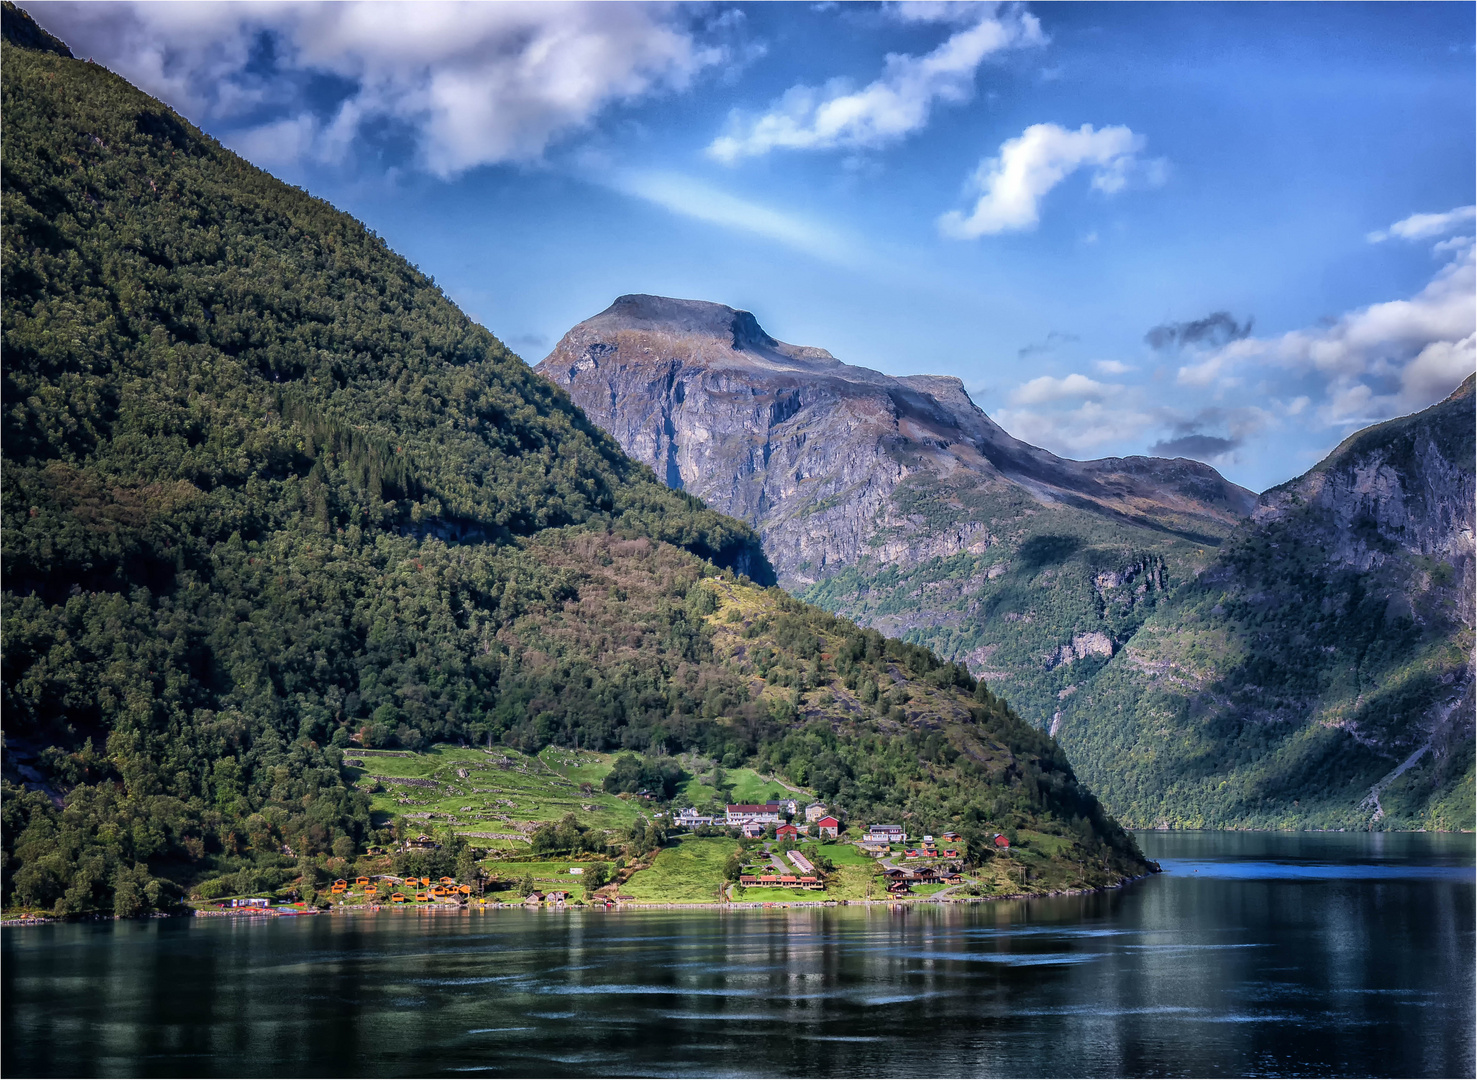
[4,831,1472,1078]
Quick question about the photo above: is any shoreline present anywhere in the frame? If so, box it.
[1,872,1160,927]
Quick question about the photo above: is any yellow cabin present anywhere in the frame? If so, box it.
[431,886,447,897]
[439,877,456,885]
[356,877,370,887]
[391,893,406,903]
[330,883,346,893]
[458,884,472,895]
[415,892,429,902]
[365,885,378,895]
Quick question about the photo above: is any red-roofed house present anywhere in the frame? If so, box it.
[993,833,1011,849]
[816,816,840,838]
[776,823,800,839]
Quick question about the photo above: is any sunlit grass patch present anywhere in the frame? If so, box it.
[620,837,740,903]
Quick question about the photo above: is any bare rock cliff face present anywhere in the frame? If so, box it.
[538,295,1255,589]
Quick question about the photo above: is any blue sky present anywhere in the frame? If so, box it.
[27,1,1475,492]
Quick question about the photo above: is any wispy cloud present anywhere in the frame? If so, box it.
[1145,311,1253,352]
[1367,204,1476,243]
[25,1,727,177]
[1017,330,1079,359]
[938,122,1157,238]
[607,171,859,264]
[706,3,1043,163]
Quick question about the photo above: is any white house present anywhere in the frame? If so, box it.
[675,808,715,828]
[726,803,782,825]
[867,824,905,844]
[804,802,827,822]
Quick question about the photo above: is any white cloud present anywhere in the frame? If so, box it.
[938,122,1150,238]
[1093,359,1134,375]
[706,4,1043,163]
[608,171,857,264]
[995,400,1155,457]
[1009,372,1117,405]
[1367,204,1476,243]
[24,1,724,177]
[1433,234,1474,255]
[1179,241,1476,422]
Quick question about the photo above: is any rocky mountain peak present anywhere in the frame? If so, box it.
[539,294,1256,587]
[592,294,777,351]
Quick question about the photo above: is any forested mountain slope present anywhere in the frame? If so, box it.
[1055,378,1475,830]
[0,6,1148,916]
[538,294,1256,731]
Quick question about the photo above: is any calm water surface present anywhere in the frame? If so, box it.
[4,831,1472,1077]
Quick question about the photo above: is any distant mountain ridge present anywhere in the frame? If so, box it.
[539,294,1256,588]
[1054,375,1475,830]
[538,294,1255,731]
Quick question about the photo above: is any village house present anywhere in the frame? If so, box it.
[674,808,715,828]
[741,821,765,838]
[804,802,827,822]
[867,824,904,844]
[816,815,840,838]
[993,833,1011,849]
[776,823,800,840]
[726,802,782,825]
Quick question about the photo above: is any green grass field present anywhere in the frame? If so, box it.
[620,837,740,903]
[1017,829,1073,856]
[725,769,804,804]
[475,856,609,901]
[803,842,876,867]
[732,885,826,902]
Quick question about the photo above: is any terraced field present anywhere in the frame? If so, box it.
[346,744,646,850]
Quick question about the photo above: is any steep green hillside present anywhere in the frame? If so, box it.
[0,7,1148,917]
[1055,380,1475,830]
[799,475,1212,733]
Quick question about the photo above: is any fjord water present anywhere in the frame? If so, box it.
[4,832,1472,1078]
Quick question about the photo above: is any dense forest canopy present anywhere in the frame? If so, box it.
[0,5,1146,917]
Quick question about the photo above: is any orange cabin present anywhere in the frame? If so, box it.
[355,877,370,887]
[365,885,379,895]
[391,893,406,903]
[330,884,346,893]
[415,892,429,902]
[431,886,448,897]
[420,877,432,887]
[333,879,348,887]
[458,884,472,895]
[439,877,456,885]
